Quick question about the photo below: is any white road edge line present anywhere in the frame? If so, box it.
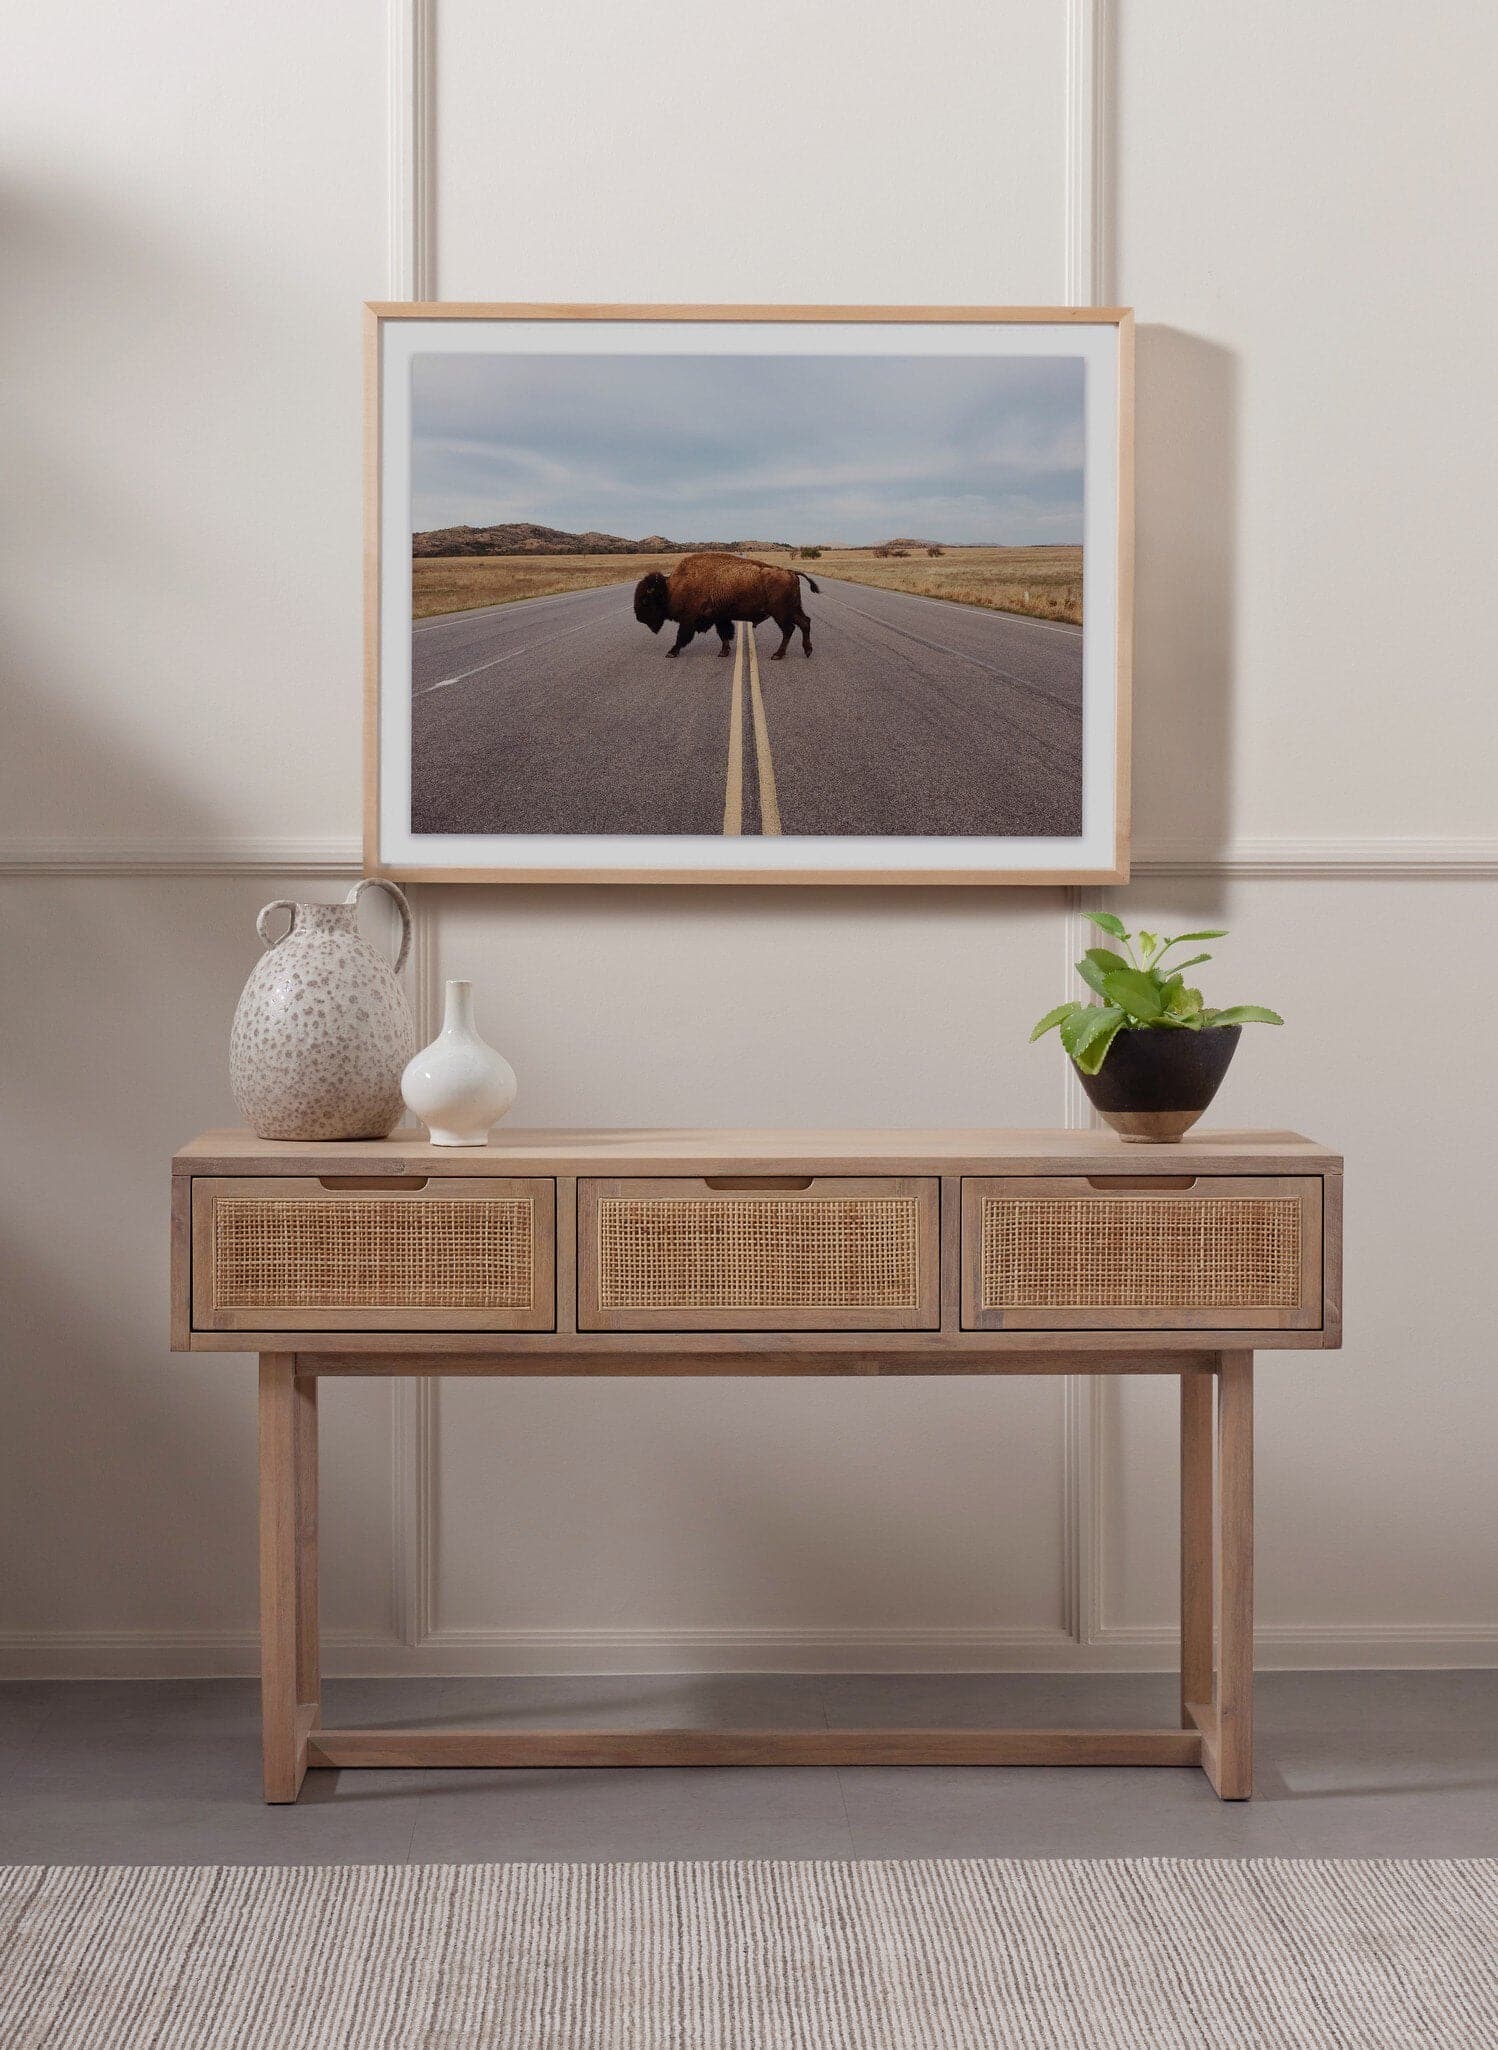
[415,618,597,695]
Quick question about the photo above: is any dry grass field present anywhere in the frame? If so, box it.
[412,544,1082,624]
[756,545,1083,624]
[412,553,666,620]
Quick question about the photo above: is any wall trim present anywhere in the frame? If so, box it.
[1059,891,1101,1643]
[1064,0,1108,306]
[0,839,367,878]
[390,906,439,1647]
[1135,840,1498,881]
[387,0,442,1656]
[1058,0,1107,1651]
[6,838,1498,880]
[3,1623,1494,1680]
[387,0,435,301]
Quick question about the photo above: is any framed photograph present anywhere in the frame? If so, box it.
[365,304,1132,885]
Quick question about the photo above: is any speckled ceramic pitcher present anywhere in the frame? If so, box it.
[230,880,415,1140]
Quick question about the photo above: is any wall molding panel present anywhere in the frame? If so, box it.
[9,6,1498,1685]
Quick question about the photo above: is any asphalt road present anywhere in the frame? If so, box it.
[410,575,1083,838]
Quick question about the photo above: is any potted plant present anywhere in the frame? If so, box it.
[1031,914,1283,1142]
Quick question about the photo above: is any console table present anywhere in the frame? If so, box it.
[171,1128,1342,1804]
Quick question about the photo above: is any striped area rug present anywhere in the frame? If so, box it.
[2,1859,1494,2047]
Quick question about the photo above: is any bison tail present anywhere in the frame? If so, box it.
[802,574,820,594]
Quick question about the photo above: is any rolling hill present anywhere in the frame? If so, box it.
[413,523,791,557]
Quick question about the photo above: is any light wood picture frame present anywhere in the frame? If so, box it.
[365,304,1133,886]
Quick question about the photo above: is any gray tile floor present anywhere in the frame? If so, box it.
[2,1673,1495,1865]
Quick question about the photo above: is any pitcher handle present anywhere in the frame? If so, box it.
[347,878,413,977]
[256,900,298,949]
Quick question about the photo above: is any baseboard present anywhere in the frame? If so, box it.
[1092,1623,1498,1671]
[0,1628,367,1680]
[3,1622,1495,1680]
[395,1626,1083,1678]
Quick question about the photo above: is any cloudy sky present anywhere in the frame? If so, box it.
[410,352,1084,545]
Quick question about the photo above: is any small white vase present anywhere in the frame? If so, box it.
[401,981,517,1146]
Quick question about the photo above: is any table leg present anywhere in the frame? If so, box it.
[1212,1351,1255,1799]
[295,1372,320,1721]
[259,1354,311,1803]
[1180,1369,1214,1728]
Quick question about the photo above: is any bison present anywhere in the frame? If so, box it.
[632,552,818,660]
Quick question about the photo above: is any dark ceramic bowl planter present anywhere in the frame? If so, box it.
[1075,1025,1242,1143]
[1034,917,1283,1136]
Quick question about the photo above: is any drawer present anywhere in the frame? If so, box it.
[579,1177,940,1330]
[191,1176,555,1331]
[961,1175,1323,1331]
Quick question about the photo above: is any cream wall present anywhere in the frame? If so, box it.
[2,2,1494,1676]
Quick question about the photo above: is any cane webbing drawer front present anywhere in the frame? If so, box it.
[191,1178,555,1331]
[579,1178,940,1330]
[961,1177,1323,1331]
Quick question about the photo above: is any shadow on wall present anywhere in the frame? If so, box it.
[0,869,404,1648]
[1131,326,1238,863]
[0,177,215,844]
[2,647,230,856]
[0,173,360,848]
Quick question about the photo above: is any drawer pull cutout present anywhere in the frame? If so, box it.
[318,1175,429,1192]
[1086,1175,1197,1192]
[702,1175,814,1192]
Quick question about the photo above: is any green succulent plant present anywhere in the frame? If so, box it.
[1031,913,1284,1075]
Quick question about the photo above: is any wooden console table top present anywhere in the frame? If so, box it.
[175,1126,1338,1173]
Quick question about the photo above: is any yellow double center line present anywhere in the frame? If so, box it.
[722,625,745,835]
[722,622,782,837]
